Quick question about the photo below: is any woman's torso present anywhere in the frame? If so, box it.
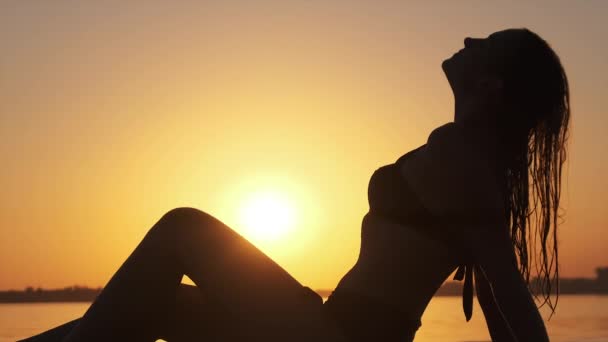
[324,123,505,341]
[328,147,463,319]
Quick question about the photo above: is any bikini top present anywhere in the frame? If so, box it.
[367,145,476,322]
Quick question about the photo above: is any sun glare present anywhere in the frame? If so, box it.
[238,191,296,243]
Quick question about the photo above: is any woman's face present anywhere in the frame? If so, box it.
[442,29,525,107]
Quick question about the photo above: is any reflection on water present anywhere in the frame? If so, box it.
[417,295,608,342]
[1,296,607,342]
[0,302,86,342]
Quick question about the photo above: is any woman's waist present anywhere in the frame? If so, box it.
[341,213,462,313]
[332,259,445,319]
[322,287,420,342]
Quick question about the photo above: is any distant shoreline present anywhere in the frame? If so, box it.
[2,268,607,304]
[0,292,607,304]
[0,286,102,303]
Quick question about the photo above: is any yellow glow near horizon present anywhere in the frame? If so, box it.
[238,190,297,245]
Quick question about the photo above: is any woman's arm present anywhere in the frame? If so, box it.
[473,227,549,342]
[397,123,548,339]
[474,266,517,341]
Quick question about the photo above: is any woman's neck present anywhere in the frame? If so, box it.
[453,115,509,188]
[454,116,501,153]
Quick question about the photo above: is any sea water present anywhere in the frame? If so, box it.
[1,295,607,342]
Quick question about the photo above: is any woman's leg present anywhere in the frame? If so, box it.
[17,319,80,342]
[61,209,186,341]
[62,207,341,342]
[18,284,206,342]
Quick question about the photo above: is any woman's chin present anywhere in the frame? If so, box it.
[441,58,456,79]
[441,58,452,71]
[441,56,456,73]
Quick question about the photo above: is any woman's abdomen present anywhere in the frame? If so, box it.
[335,213,459,319]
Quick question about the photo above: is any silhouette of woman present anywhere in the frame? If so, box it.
[22,28,570,342]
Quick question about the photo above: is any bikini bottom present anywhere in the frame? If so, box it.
[322,289,421,342]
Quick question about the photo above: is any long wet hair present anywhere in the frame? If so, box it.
[496,29,570,313]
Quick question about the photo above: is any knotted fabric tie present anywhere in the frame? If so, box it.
[453,263,474,321]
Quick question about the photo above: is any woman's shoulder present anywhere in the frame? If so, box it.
[428,121,459,143]
[400,121,487,172]
[427,122,478,160]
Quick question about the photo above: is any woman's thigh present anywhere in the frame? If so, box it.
[161,207,343,341]
[65,208,343,341]
[165,285,340,342]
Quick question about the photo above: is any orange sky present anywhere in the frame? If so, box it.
[1,1,607,290]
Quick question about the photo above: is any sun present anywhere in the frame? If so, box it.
[238,190,296,243]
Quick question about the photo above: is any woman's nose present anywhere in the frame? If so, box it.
[464,37,485,49]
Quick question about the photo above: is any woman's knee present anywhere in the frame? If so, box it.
[163,207,210,223]
[152,207,217,240]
